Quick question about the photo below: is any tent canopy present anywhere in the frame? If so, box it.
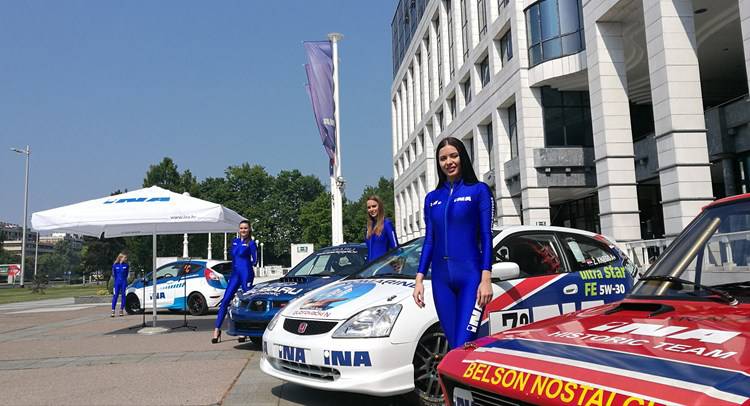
[31,186,244,237]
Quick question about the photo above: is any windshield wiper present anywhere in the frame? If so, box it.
[639,275,739,305]
[368,272,413,279]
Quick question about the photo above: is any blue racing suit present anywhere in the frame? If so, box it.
[417,180,493,349]
[215,237,257,329]
[365,218,398,263]
[111,262,129,311]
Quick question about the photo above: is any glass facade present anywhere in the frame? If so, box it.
[462,79,472,105]
[448,0,456,78]
[479,56,490,87]
[508,104,518,159]
[541,87,593,147]
[391,0,429,77]
[477,0,487,39]
[525,0,584,67]
[500,31,513,65]
[461,0,470,61]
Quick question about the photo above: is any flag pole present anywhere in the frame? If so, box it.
[329,32,344,246]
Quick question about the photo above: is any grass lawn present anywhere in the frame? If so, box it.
[0,285,105,305]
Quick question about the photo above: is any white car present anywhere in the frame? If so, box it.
[125,259,232,316]
[260,226,637,405]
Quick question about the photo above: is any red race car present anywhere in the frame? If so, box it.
[438,193,750,406]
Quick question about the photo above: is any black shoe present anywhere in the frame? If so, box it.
[110,311,115,318]
[211,331,222,344]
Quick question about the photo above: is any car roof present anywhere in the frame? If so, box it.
[703,192,750,210]
[319,243,367,250]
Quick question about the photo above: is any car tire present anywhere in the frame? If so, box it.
[187,292,208,316]
[409,325,449,406]
[125,294,141,315]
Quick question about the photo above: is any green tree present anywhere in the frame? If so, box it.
[80,236,126,281]
[299,193,332,249]
[37,239,82,280]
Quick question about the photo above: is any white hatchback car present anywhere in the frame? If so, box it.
[125,258,232,316]
[260,226,637,405]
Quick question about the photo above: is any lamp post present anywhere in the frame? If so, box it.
[259,242,264,270]
[11,145,30,288]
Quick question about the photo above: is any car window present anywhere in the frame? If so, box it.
[144,263,181,284]
[352,238,424,278]
[561,235,617,270]
[496,234,564,277]
[178,263,205,277]
[209,262,232,276]
[288,248,366,276]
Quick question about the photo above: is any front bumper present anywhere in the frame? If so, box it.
[260,318,415,396]
[227,308,275,337]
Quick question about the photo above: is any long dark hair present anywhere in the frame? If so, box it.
[434,137,479,188]
[239,220,253,240]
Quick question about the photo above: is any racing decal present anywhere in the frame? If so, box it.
[297,282,375,311]
[466,304,483,333]
[323,350,372,367]
[476,339,750,403]
[354,278,416,288]
[589,322,740,344]
[148,292,166,300]
[459,361,662,406]
[277,345,306,363]
[248,283,304,296]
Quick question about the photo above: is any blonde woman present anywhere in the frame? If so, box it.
[364,195,398,263]
[111,253,129,317]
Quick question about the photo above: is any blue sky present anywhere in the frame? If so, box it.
[1,0,398,225]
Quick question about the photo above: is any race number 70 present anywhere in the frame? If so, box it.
[489,309,531,333]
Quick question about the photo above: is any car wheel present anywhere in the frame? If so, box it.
[187,293,208,316]
[411,325,449,406]
[125,294,141,315]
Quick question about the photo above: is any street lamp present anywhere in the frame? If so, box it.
[259,242,264,270]
[11,146,30,288]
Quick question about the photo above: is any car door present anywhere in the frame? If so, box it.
[482,232,574,335]
[557,232,634,304]
[175,263,206,308]
[147,262,182,308]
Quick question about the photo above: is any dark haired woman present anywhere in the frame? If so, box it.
[364,195,398,263]
[212,220,257,343]
[412,137,494,349]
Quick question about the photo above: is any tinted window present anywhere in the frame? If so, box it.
[209,262,233,276]
[179,263,205,277]
[496,234,565,277]
[353,238,425,279]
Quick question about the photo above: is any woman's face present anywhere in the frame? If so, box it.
[239,223,250,238]
[366,200,379,218]
[438,144,461,180]
[121,255,128,263]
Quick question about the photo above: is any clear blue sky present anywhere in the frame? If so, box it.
[1,0,398,225]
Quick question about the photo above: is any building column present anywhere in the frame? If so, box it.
[741,0,750,93]
[493,106,522,225]
[420,40,431,113]
[585,21,641,241]
[429,19,439,104]
[406,69,415,135]
[392,99,399,157]
[516,86,551,226]
[413,58,423,126]
[643,0,713,235]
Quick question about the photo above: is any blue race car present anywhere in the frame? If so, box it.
[227,243,368,343]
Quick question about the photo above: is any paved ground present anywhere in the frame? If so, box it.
[0,299,413,405]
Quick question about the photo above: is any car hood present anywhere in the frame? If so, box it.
[239,275,344,301]
[281,277,417,320]
[439,299,750,405]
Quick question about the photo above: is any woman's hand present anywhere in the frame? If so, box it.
[476,271,493,307]
[413,275,425,308]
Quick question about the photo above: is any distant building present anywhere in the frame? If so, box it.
[391,0,750,242]
[1,222,81,256]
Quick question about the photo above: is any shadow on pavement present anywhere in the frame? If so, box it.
[271,383,412,406]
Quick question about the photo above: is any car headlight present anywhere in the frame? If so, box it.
[267,308,283,331]
[231,295,241,309]
[332,304,402,338]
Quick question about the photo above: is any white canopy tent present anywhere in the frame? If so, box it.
[31,186,245,331]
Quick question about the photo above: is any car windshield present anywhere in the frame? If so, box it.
[287,247,367,277]
[631,199,750,303]
[350,238,425,279]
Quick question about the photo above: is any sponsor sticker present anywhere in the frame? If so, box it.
[461,362,659,405]
[298,282,375,311]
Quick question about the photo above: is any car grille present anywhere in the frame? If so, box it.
[283,318,338,335]
[271,300,288,308]
[269,357,340,381]
[234,321,267,331]
[441,376,532,406]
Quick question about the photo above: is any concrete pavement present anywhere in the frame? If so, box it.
[0,298,410,405]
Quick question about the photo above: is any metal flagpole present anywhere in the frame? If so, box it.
[329,32,344,246]
[152,232,157,326]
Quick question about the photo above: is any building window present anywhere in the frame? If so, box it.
[461,0,470,61]
[508,104,518,159]
[436,109,444,131]
[436,19,443,91]
[448,96,457,121]
[479,56,490,87]
[485,123,494,170]
[426,35,433,102]
[462,79,472,106]
[500,31,513,64]
[447,0,456,78]
[477,0,487,39]
[541,87,592,147]
[498,0,510,9]
[465,136,474,162]
[525,0,584,67]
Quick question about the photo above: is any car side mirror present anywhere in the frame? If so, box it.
[492,262,520,281]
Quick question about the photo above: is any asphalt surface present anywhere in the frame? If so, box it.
[0,297,413,406]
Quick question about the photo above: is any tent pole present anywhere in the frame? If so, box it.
[152,232,157,327]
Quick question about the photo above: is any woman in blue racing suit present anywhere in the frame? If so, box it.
[365,195,398,263]
[212,220,257,343]
[111,253,129,317]
[413,137,494,349]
